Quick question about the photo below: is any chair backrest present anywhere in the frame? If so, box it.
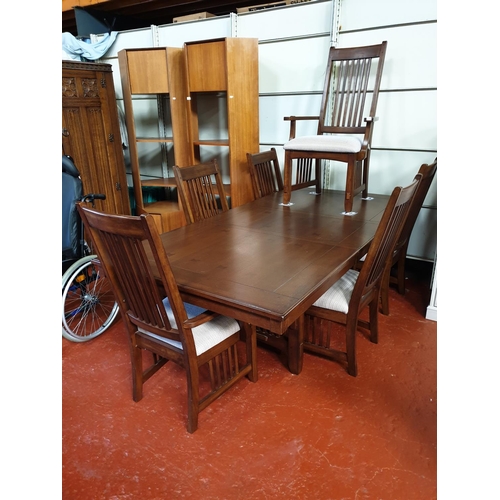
[173,159,229,224]
[62,155,83,261]
[395,158,437,253]
[76,205,197,352]
[353,175,420,304]
[318,41,387,137]
[246,148,284,199]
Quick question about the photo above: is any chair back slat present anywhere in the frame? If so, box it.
[354,176,420,300]
[246,148,284,199]
[256,159,276,195]
[174,159,229,224]
[320,42,387,135]
[396,158,437,250]
[76,206,189,344]
[102,231,165,328]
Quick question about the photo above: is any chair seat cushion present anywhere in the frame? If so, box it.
[284,134,363,153]
[141,298,240,356]
[312,269,359,314]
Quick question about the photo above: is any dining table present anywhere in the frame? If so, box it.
[151,187,390,375]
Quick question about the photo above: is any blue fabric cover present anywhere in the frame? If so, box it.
[62,32,118,61]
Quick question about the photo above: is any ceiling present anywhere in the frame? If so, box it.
[62,0,274,36]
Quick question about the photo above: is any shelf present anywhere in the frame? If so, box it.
[194,139,229,147]
[141,177,178,188]
[136,137,174,143]
[144,200,180,213]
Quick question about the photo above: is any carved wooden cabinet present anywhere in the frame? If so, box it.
[62,61,130,215]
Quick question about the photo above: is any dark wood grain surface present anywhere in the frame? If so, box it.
[150,188,389,372]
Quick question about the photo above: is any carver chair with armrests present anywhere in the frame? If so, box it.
[379,158,437,315]
[173,159,229,224]
[304,175,420,377]
[77,204,258,433]
[246,148,284,199]
[283,41,387,214]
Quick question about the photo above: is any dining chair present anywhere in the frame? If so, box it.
[283,41,387,214]
[379,158,437,315]
[246,148,284,199]
[173,159,229,224]
[76,204,258,433]
[304,175,420,377]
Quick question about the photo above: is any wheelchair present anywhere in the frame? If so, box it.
[62,155,119,342]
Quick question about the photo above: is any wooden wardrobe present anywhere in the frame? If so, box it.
[62,60,130,215]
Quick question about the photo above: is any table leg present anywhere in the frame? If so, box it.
[286,315,304,375]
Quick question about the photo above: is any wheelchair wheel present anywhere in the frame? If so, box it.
[62,255,119,342]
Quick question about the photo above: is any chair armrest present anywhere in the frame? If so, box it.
[361,116,378,149]
[183,311,219,328]
[284,115,320,140]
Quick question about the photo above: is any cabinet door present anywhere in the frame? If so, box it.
[62,63,130,215]
[186,40,227,91]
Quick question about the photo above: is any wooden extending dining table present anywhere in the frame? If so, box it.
[152,188,390,375]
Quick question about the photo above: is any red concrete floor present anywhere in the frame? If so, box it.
[62,260,437,499]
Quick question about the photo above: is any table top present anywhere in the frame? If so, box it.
[156,188,389,335]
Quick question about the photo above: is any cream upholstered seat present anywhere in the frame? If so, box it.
[310,269,358,314]
[283,42,387,214]
[138,298,240,356]
[284,135,363,154]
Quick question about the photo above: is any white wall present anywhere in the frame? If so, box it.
[337,0,437,261]
[98,0,437,260]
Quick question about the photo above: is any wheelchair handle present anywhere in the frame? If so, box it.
[81,194,106,207]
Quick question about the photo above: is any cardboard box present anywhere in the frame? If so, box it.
[173,12,216,23]
[236,0,311,13]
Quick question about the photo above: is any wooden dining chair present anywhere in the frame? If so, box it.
[304,175,420,377]
[173,159,229,224]
[76,204,258,433]
[379,158,437,315]
[283,42,387,214]
[246,148,284,199]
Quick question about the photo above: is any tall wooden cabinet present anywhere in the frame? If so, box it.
[185,37,259,208]
[62,61,130,215]
[117,38,259,232]
[118,47,193,232]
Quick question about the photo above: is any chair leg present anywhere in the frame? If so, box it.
[283,150,293,205]
[186,367,200,434]
[344,158,356,213]
[362,153,371,199]
[369,297,379,344]
[380,265,391,316]
[396,247,408,295]
[131,344,144,402]
[345,315,358,377]
[315,159,322,195]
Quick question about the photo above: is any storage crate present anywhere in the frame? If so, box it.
[173,12,216,23]
[236,0,311,13]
